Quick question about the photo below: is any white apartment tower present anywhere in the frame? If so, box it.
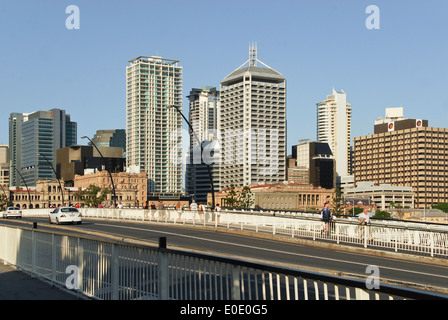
[316,89,352,181]
[187,86,219,149]
[218,44,286,189]
[185,86,220,204]
[126,56,183,193]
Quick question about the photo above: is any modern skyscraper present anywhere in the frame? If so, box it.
[8,113,24,187]
[185,86,220,204]
[353,109,447,209]
[187,86,219,148]
[218,44,287,189]
[56,145,125,187]
[126,56,183,193]
[288,140,335,189]
[9,109,77,187]
[0,145,9,187]
[91,129,126,154]
[316,89,352,185]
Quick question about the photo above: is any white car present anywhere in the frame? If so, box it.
[2,207,22,219]
[49,207,82,225]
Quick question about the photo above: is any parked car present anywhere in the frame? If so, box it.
[49,207,82,225]
[2,207,22,219]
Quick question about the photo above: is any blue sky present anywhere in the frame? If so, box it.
[1,0,447,153]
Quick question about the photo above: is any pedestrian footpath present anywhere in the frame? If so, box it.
[0,263,78,300]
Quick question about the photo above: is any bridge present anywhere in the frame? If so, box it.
[0,207,447,301]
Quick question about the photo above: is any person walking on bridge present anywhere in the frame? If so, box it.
[320,202,332,234]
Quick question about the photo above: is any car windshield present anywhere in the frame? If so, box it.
[60,208,79,213]
[7,207,20,210]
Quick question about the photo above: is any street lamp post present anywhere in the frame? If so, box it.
[168,104,216,210]
[81,136,117,207]
[13,167,32,208]
[38,153,65,206]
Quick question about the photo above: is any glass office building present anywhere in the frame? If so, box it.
[9,109,77,187]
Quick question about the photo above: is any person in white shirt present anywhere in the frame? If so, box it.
[358,209,370,225]
[215,204,222,224]
[358,209,371,240]
[190,201,198,222]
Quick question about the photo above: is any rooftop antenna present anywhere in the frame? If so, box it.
[222,42,284,80]
[249,42,257,67]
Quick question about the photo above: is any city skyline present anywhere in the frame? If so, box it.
[1,1,448,154]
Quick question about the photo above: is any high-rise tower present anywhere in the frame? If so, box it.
[316,89,352,184]
[9,109,77,187]
[187,86,219,149]
[126,56,183,193]
[218,44,286,189]
[185,86,220,204]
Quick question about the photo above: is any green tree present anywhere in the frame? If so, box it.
[331,189,344,216]
[74,185,110,207]
[238,186,254,208]
[223,184,239,207]
[0,194,9,211]
[389,201,404,219]
[373,210,391,219]
[433,203,448,213]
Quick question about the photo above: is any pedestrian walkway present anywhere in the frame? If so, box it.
[0,263,78,300]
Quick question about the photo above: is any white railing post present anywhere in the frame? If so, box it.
[51,234,56,284]
[364,227,368,248]
[355,287,370,300]
[430,232,434,257]
[231,265,241,300]
[77,238,84,292]
[111,243,119,300]
[336,223,340,244]
[395,229,398,252]
[31,229,36,275]
[158,237,169,300]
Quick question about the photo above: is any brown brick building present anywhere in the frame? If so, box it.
[74,171,147,207]
[353,118,448,209]
[208,182,334,211]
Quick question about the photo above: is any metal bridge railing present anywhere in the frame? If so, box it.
[0,224,446,300]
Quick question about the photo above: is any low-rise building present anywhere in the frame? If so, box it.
[208,182,334,211]
[9,179,77,208]
[405,208,447,224]
[73,170,147,208]
[344,181,414,211]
